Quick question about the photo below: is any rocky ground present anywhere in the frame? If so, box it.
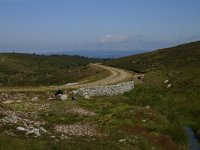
[0,85,185,149]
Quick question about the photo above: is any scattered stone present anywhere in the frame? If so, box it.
[2,100,14,104]
[167,84,172,88]
[27,128,41,136]
[84,95,90,99]
[60,94,68,101]
[16,127,27,131]
[73,81,134,97]
[50,136,56,138]
[48,97,55,100]
[39,127,47,133]
[72,90,79,95]
[164,79,169,83]
[2,112,21,124]
[0,93,28,104]
[65,83,78,86]
[33,128,41,136]
[0,110,45,128]
[31,97,39,102]
[119,139,126,143]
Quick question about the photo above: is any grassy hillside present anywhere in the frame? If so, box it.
[104,41,200,138]
[0,53,104,87]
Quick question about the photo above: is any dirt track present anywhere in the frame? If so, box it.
[62,63,133,88]
[0,64,133,92]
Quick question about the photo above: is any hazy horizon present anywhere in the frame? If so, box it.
[0,0,200,53]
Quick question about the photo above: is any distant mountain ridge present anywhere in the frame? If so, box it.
[44,50,147,58]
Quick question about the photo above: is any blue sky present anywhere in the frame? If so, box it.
[0,0,200,53]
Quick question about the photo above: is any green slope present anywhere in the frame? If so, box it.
[105,41,200,139]
[0,53,100,87]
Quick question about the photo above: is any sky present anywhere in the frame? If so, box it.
[0,0,200,53]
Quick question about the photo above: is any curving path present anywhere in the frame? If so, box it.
[63,63,133,88]
[0,64,133,92]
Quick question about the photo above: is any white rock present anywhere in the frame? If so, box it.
[167,84,172,88]
[33,128,41,136]
[65,83,78,86]
[48,97,55,100]
[16,127,27,131]
[72,90,78,95]
[27,128,41,136]
[16,100,22,103]
[60,94,68,101]
[164,80,169,83]
[31,97,39,102]
[119,139,126,142]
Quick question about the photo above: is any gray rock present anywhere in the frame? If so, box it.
[33,128,41,136]
[73,81,134,98]
[27,128,41,136]
[2,113,21,124]
[39,127,47,133]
